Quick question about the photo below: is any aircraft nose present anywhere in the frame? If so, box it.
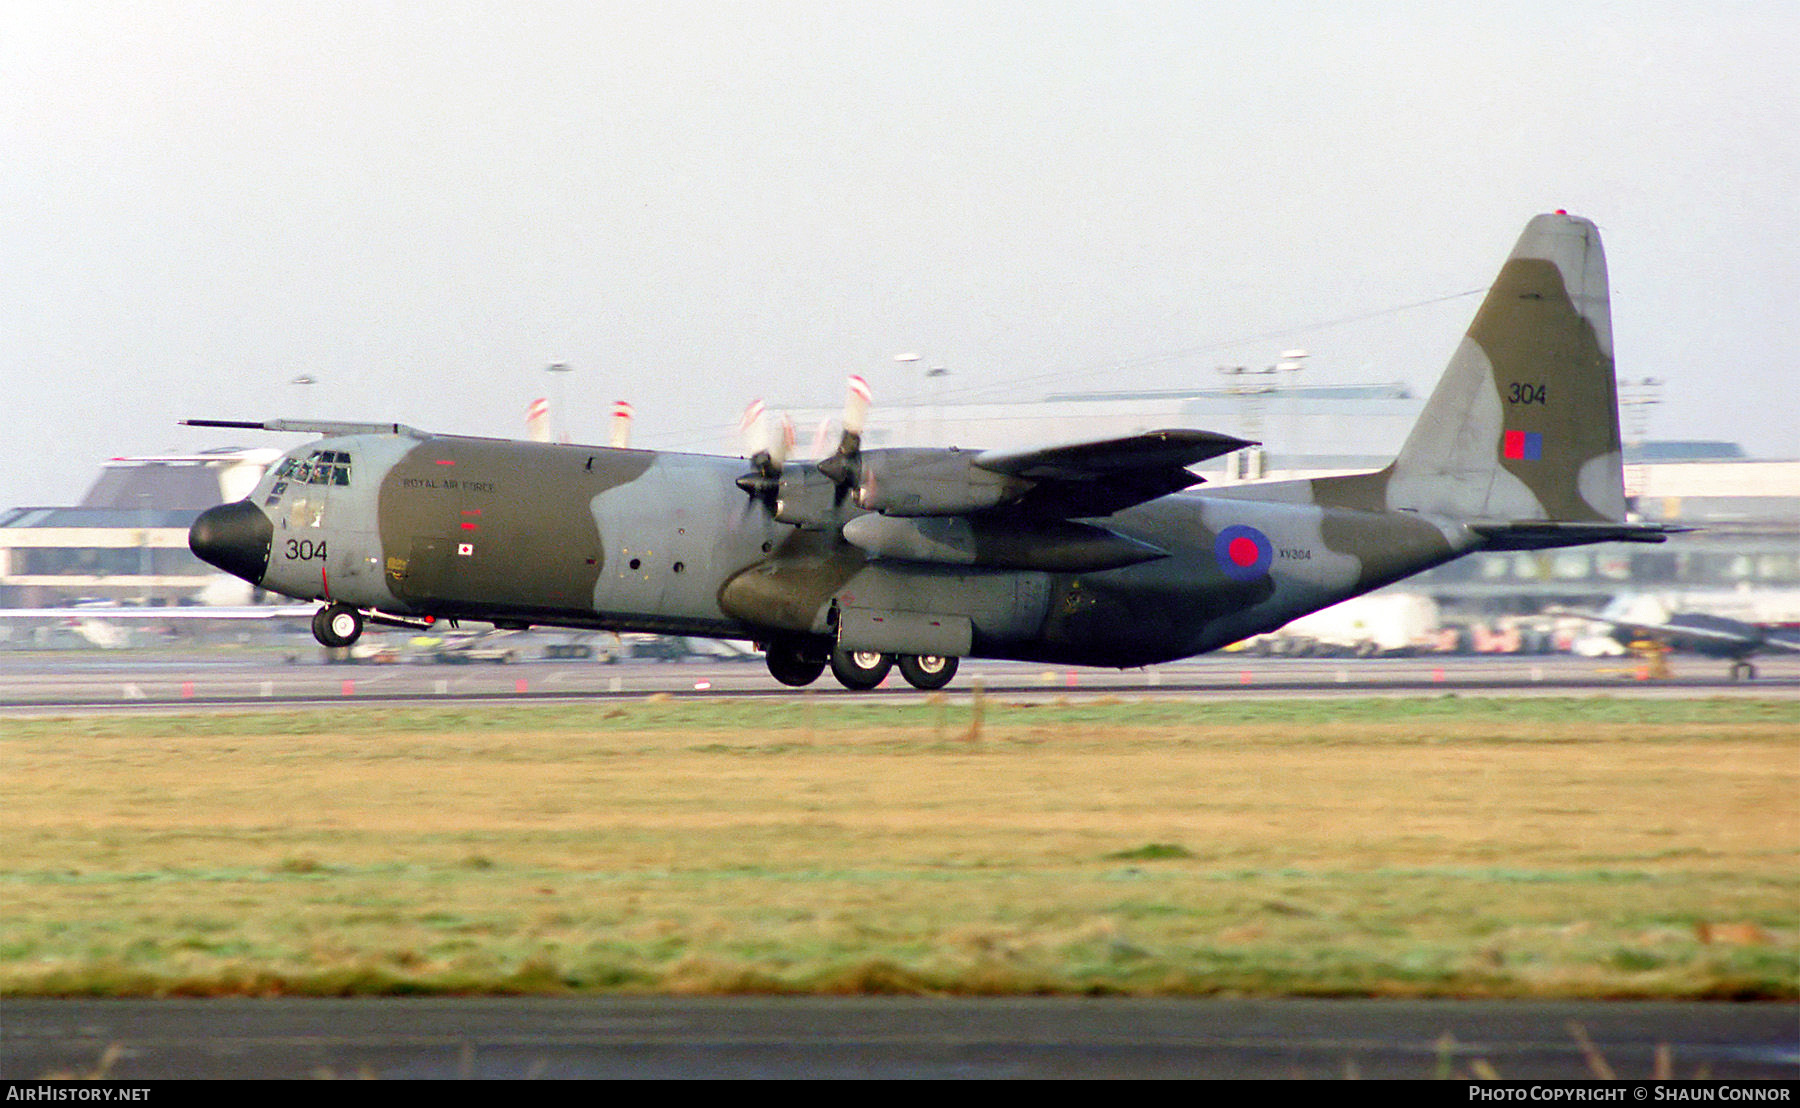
[189,500,274,584]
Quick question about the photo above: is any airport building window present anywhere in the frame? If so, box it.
[1761,553,1799,581]
[16,547,211,577]
[1551,552,1590,580]
[1595,552,1631,581]
[1416,532,1799,616]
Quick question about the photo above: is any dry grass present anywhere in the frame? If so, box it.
[2,697,1795,997]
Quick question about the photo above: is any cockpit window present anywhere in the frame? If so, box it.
[316,450,352,486]
[264,451,351,506]
[296,450,352,486]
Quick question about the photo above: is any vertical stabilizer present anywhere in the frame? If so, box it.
[1318,213,1628,525]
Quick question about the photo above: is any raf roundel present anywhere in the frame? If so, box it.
[1214,524,1273,581]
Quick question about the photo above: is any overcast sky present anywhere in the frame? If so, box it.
[5,0,1796,510]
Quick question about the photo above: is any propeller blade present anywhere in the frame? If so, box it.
[741,398,791,483]
[771,414,794,471]
[609,401,633,448]
[526,397,553,443]
[843,374,871,443]
[739,399,768,457]
[819,375,871,486]
[844,374,871,428]
[808,418,835,461]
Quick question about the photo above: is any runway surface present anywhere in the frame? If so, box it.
[4,996,1796,1080]
[2,648,1795,711]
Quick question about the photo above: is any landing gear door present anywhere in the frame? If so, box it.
[837,608,972,657]
[389,537,456,606]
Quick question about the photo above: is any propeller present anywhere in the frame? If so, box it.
[608,401,633,448]
[735,377,864,531]
[816,375,871,489]
[734,399,794,507]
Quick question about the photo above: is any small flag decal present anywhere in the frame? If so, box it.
[1503,430,1543,461]
[457,543,474,556]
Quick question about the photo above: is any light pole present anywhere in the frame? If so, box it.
[1619,376,1662,503]
[289,375,316,419]
[1216,350,1305,480]
[894,352,948,446]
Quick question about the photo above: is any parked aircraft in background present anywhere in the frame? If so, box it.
[0,601,312,648]
[1555,597,1800,680]
[184,213,1684,690]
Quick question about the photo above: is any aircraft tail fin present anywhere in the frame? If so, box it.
[1316,213,1636,529]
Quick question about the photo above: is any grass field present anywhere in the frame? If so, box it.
[2,696,1795,998]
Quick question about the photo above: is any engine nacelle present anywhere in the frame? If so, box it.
[853,449,1031,517]
[771,466,844,530]
[841,513,1166,573]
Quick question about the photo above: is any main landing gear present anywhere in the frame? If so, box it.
[311,603,364,649]
[763,640,959,691]
[895,652,957,691]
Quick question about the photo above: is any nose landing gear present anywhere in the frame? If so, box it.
[312,603,364,649]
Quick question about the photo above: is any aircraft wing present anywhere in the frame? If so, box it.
[1546,607,1787,655]
[1757,629,1800,653]
[973,429,1251,480]
[971,429,1252,517]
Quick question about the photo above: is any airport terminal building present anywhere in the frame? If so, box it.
[0,448,277,610]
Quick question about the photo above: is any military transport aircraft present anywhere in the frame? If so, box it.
[185,213,1684,691]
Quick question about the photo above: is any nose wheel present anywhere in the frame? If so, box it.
[312,603,364,648]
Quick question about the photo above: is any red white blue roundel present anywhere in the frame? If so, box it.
[1215,524,1273,581]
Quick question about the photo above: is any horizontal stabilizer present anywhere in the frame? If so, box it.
[1469,520,1694,550]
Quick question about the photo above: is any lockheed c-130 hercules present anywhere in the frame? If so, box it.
[187,213,1684,691]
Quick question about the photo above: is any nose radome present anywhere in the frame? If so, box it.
[189,500,274,584]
